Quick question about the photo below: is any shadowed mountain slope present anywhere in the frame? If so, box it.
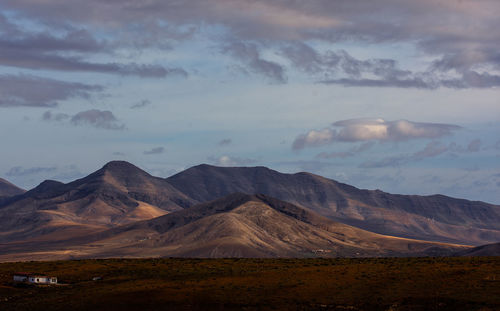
[0,161,195,243]
[456,242,500,256]
[0,178,25,197]
[0,193,469,261]
[166,164,500,245]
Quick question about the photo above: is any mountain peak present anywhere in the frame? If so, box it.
[0,178,25,197]
[96,161,154,180]
[101,160,142,172]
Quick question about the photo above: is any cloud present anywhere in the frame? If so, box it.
[2,2,500,88]
[448,139,482,153]
[0,74,102,108]
[143,147,165,155]
[222,41,286,83]
[209,155,257,167]
[130,99,151,109]
[42,109,126,130]
[0,13,186,78]
[316,151,353,159]
[467,139,482,152]
[293,119,461,150]
[217,138,232,146]
[360,141,448,168]
[42,111,70,121]
[292,128,336,150]
[316,142,374,159]
[6,166,57,177]
[280,42,340,75]
[360,139,481,168]
[70,109,125,130]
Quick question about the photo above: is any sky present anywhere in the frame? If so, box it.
[0,0,499,204]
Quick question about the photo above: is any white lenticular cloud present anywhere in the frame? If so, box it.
[293,118,461,150]
[292,128,336,150]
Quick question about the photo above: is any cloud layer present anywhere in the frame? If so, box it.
[43,109,125,130]
[360,139,483,168]
[1,1,500,88]
[0,75,102,107]
[144,147,165,155]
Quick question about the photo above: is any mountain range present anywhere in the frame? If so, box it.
[0,161,498,261]
[166,164,500,245]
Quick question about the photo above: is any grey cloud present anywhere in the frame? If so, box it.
[280,42,340,75]
[448,139,483,153]
[316,142,374,159]
[42,111,70,121]
[130,99,151,109]
[316,151,353,159]
[222,41,286,83]
[360,138,485,169]
[218,138,232,146]
[360,141,449,168]
[2,1,500,88]
[208,155,257,167]
[0,48,183,78]
[0,13,186,78]
[351,142,375,153]
[6,166,57,177]
[70,109,125,130]
[0,28,103,53]
[321,77,435,89]
[322,71,500,89]
[42,109,126,130]
[282,44,414,84]
[467,139,482,152]
[359,155,409,169]
[0,74,102,108]
[143,147,165,155]
[412,141,449,160]
[282,41,500,90]
[293,119,460,150]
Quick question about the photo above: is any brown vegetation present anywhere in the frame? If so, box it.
[0,257,498,310]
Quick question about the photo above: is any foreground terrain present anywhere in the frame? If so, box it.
[0,257,498,310]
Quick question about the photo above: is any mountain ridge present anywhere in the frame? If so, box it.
[0,161,196,243]
[0,160,496,261]
[0,192,469,261]
[0,178,25,198]
[166,163,500,245]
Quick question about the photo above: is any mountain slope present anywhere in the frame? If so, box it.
[0,178,25,197]
[0,193,468,261]
[0,161,196,243]
[166,164,500,245]
[456,242,500,256]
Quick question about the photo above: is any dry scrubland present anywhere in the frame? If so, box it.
[0,257,499,310]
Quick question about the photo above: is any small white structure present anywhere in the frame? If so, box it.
[13,273,29,282]
[13,273,57,284]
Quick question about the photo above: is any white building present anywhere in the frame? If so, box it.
[13,273,57,284]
